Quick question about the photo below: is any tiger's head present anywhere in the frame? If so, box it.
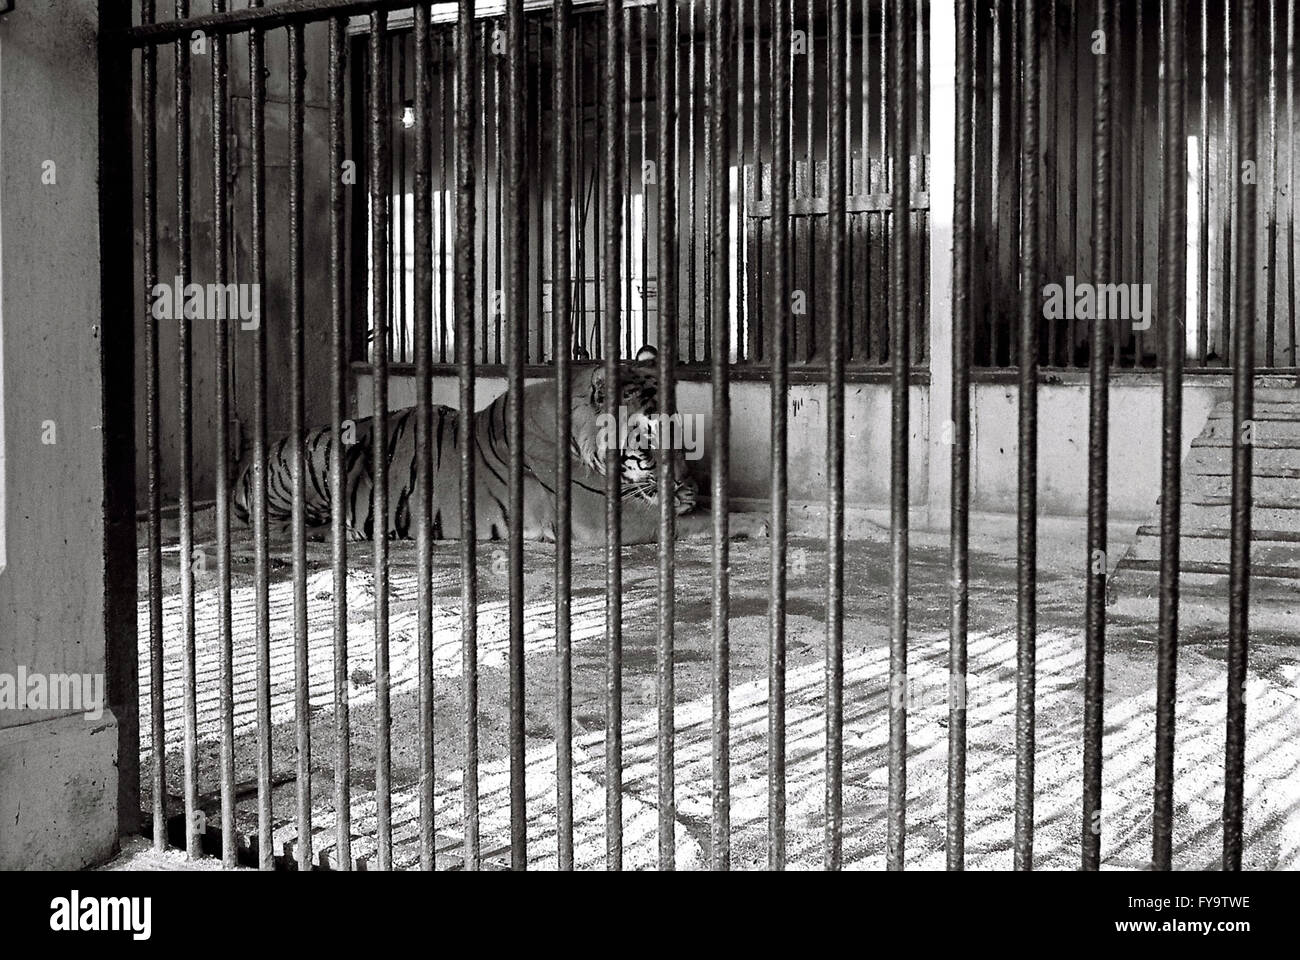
[567,347,697,515]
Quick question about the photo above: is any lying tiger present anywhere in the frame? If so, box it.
[231,355,767,544]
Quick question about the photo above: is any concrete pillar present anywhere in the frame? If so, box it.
[926,0,957,529]
[0,0,121,869]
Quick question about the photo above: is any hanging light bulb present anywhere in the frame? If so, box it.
[401,101,416,130]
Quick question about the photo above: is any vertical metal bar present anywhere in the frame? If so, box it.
[249,0,274,873]
[1013,0,1040,871]
[710,0,734,872]
[825,0,847,873]
[1082,0,1112,874]
[397,34,408,361]
[1044,0,1057,366]
[1222,0,1234,364]
[173,0,200,863]
[554,0,575,872]
[287,18,312,873]
[456,0,482,871]
[733,0,744,361]
[328,14,352,872]
[656,0,679,872]
[481,21,490,364]
[140,0,167,854]
[688,0,698,363]
[1267,0,1279,367]
[504,0,528,870]
[768,0,791,873]
[1290,0,1297,365]
[1224,0,1258,873]
[1153,0,1187,873]
[414,0,436,873]
[1198,0,1209,365]
[886,0,913,873]
[625,5,633,360]
[208,0,236,872]
[1068,0,1079,363]
[368,9,394,871]
[604,0,626,872]
[948,0,974,873]
[641,4,650,351]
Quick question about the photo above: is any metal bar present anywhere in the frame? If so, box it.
[173,0,201,863]
[1222,0,1234,364]
[604,0,626,871]
[641,4,650,351]
[209,0,237,874]
[1082,0,1112,873]
[553,0,576,871]
[1044,0,1056,366]
[1068,0,1079,364]
[710,0,733,871]
[140,0,167,854]
[414,0,437,872]
[1290,0,1297,365]
[481,22,489,363]
[1153,0,1187,873]
[624,5,633,360]
[127,0,440,44]
[1268,0,1279,367]
[688,0,697,363]
[505,0,529,869]
[287,18,313,873]
[1013,0,1040,871]
[249,0,274,873]
[495,39,504,364]
[1224,0,1258,873]
[397,37,408,361]
[948,0,973,873]
[456,0,482,870]
[328,14,353,871]
[368,8,394,870]
[656,0,679,872]
[886,0,913,873]
[768,0,790,873]
[1138,0,1149,361]
[824,0,847,872]
[1198,0,1209,365]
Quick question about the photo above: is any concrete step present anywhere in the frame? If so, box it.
[1185,447,1300,472]
[1110,388,1300,632]
[1127,527,1300,569]
[1106,568,1300,638]
[1175,503,1300,532]
[1185,473,1300,499]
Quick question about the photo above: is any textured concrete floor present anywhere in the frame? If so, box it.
[133,514,1300,870]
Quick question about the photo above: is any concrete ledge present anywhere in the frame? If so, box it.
[0,709,119,870]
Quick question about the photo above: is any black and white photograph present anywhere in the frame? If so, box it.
[0,0,1293,934]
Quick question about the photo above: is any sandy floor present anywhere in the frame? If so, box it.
[133,514,1300,870]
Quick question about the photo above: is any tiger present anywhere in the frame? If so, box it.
[231,357,764,544]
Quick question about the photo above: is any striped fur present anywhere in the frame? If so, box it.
[231,362,698,544]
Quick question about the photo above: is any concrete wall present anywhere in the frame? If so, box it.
[0,0,119,869]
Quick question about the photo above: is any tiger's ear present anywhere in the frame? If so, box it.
[588,365,607,408]
[634,344,658,365]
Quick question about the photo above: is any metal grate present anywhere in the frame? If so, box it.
[112,0,1263,871]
